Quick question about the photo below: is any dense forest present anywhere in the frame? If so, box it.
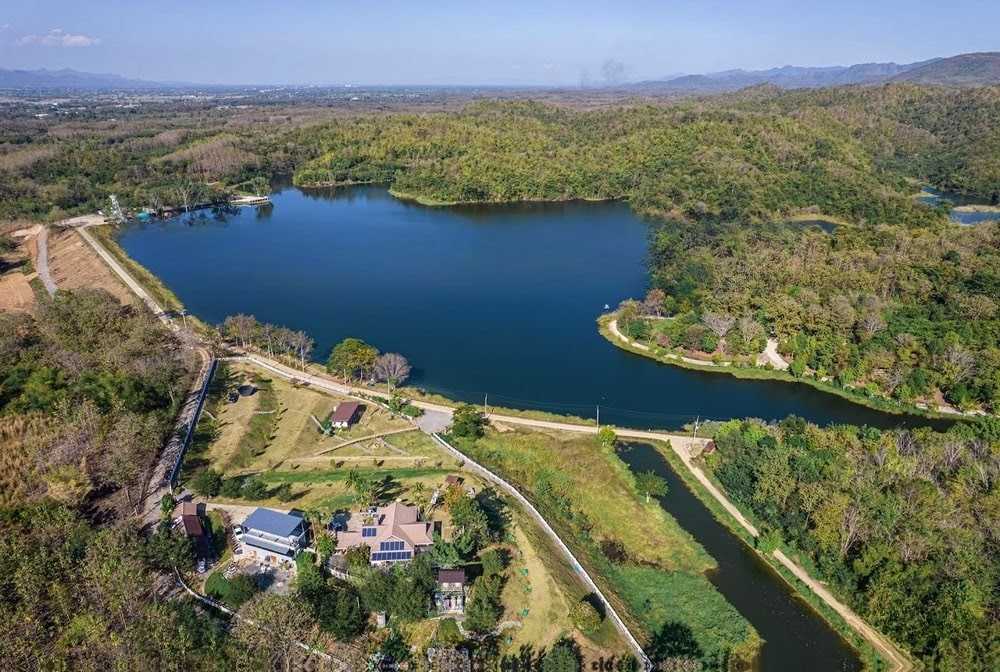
[706,417,1000,671]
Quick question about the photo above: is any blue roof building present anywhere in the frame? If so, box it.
[237,508,308,568]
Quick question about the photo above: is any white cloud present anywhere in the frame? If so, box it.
[17,28,101,48]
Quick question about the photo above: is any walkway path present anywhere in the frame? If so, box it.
[77,222,168,321]
[313,427,419,456]
[759,337,789,370]
[608,318,730,368]
[75,220,215,518]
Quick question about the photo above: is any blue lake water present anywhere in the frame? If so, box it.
[118,184,941,431]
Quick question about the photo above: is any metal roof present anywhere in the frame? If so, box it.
[243,508,304,538]
[331,401,361,423]
[242,534,296,557]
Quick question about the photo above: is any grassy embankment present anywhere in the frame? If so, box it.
[597,314,953,423]
[456,425,761,668]
[647,439,889,671]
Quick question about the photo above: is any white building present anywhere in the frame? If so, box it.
[235,508,308,568]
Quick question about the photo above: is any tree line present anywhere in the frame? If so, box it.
[706,416,1000,670]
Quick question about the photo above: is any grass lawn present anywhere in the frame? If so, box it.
[193,361,419,476]
[502,522,575,650]
[470,426,711,573]
[458,426,758,664]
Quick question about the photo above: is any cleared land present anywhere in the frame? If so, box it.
[46,227,134,304]
[0,272,34,312]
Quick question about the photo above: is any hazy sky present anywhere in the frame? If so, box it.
[2,1,998,85]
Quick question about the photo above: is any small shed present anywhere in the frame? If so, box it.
[330,401,362,429]
[181,514,204,538]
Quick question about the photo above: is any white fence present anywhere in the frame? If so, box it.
[430,433,652,670]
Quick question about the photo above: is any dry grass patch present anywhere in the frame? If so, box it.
[46,228,133,304]
[472,427,712,573]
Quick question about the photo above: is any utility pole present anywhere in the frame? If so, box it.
[596,404,600,431]
[484,394,488,417]
[692,415,700,441]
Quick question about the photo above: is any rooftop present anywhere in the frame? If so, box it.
[330,401,361,423]
[438,568,466,584]
[243,508,305,538]
[181,514,204,537]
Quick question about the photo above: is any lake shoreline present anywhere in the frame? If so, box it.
[596,314,960,425]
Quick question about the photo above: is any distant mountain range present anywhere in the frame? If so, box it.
[4,52,1000,92]
[636,52,1000,91]
[0,68,193,90]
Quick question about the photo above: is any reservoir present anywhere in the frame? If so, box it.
[118,184,940,431]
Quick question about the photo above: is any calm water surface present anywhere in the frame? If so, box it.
[118,184,938,430]
[620,443,860,672]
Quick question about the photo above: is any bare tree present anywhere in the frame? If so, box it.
[702,311,735,339]
[374,352,412,392]
[173,181,195,213]
[859,309,886,338]
[642,288,666,317]
[291,331,314,370]
[839,503,866,558]
[942,343,976,383]
[737,316,764,344]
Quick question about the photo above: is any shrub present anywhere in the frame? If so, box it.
[191,469,222,497]
[242,478,269,500]
[542,642,580,672]
[450,404,486,439]
[220,477,243,498]
[570,599,602,635]
[480,548,506,577]
[274,482,294,502]
[205,572,258,609]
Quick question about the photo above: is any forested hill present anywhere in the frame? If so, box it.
[891,52,1000,86]
[294,89,1000,414]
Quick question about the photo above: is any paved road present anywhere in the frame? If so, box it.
[77,221,215,518]
[760,337,790,370]
[77,223,168,321]
[34,226,57,296]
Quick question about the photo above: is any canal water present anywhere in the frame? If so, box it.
[117,184,942,431]
[619,442,861,671]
